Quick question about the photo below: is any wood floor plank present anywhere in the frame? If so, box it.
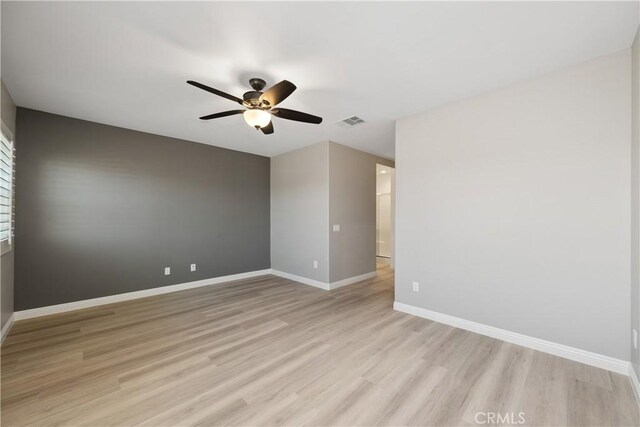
[1,262,637,426]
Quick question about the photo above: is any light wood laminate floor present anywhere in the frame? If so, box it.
[2,264,638,426]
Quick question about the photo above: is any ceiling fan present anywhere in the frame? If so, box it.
[187,78,322,135]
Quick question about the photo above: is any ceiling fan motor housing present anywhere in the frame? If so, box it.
[244,78,269,107]
[243,91,263,106]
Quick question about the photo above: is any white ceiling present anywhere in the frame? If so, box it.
[1,2,638,159]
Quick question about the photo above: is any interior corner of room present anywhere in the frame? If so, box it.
[270,141,395,290]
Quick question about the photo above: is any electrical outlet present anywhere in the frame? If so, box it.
[313,260,318,269]
[634,329,638,350]
[412,281,419,292]
[333,224,340,232]
[164,267,171,276]
[190,263,196,272]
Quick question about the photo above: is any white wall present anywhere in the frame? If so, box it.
[631,27,640,375]
[271,141,330,283]
[377,165,394,258]
[396,50,631,360]
[328,142,393,282]
[391,166,396,268]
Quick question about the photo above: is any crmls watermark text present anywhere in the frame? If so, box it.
[475,412,526,425]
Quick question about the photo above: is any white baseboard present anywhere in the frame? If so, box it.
[271,270,378,291]
[329,271,377,290]
[270,270,330,290]
[14,269,272,321]
[12,268,377,322]
[629,364,640,405]
[393,301,629,375]
[1,313,15,345]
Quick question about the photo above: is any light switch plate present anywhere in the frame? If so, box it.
[333,224,340,232]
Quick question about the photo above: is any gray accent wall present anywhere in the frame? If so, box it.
[328,142,394,282]
[14,108,270,310]
[1,80,16,329]
[396,50,631,360]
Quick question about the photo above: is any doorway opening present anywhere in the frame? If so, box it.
[376,164,394,269]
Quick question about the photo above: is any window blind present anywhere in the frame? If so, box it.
[1,126,14,250]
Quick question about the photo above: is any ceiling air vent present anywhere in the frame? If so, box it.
[337,116,365,128]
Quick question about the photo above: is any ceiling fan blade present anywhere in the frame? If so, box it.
[271,108,322,124]
[199,110,245,120]
[261,121,274,135]
[187,80,243,105]
[259,80,297,107]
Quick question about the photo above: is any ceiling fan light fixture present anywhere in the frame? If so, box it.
[243,109,271,129]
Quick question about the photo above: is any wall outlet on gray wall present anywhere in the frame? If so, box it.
[412,281,419,292]
[313,260,318,269]
[164,267,171,276]
[190,264,196,272]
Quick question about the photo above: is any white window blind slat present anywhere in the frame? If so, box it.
[0,125,13,253]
